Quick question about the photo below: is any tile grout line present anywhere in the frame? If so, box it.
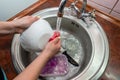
[89,0,112,10]
[109,0,119,14]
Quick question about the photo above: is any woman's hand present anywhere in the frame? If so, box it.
[42,37,61,59]
[13,37,61,80]
[0,16,39,34]
[11,16,39,33]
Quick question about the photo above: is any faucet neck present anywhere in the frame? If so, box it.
[58,0,68,17]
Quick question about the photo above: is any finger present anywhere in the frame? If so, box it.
[54,31,60,37]
[32,15,40,19]
[31,16,40,21]
[15,28,24,33]
[52,37,60,44]
[19,29,24,33]
[13,17,19,20]
[57,39,61,48]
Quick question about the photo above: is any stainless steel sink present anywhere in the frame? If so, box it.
[11,7,109,80]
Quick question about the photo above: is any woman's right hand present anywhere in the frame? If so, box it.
[42,37,61,59]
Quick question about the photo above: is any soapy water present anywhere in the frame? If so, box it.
[61,31,83,63]
[38,31,85,80]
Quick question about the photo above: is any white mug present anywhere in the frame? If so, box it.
[20,19,53,52]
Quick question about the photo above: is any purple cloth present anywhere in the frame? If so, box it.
[40,54,69,76]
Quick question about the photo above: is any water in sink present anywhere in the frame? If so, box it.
[61,31,82,63]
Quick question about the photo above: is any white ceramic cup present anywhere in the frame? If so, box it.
[20,19,53,52]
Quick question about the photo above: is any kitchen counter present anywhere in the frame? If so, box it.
[0,0,120,80]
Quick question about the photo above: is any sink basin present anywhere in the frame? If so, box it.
[11,7,109,80]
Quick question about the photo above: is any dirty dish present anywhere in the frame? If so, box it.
[20,19,53,52]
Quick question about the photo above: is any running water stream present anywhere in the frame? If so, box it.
[56,17,62,31]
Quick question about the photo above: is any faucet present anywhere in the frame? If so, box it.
[58,0,68,17]
[70,0,95,19]
[57,0,95,26]
[57,0,95,19]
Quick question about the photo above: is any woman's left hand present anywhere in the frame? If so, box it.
[11,16,39,33]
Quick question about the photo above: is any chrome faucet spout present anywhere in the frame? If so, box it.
[58,0,68,17]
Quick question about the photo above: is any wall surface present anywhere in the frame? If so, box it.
[87,0,120,20]
[0,0,38,21]
[0,0,120,21]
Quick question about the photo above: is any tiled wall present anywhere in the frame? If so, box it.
[87,0,120,20]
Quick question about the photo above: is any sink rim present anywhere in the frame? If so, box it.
[11,7,109,80]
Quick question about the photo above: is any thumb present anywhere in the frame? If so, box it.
[52,37,60,44]
[15,28,24,33]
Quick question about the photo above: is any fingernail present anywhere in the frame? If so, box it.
[58,37,61,39]
[37,16,40,18]
[32,15,40,18]
[13,17,19,20]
